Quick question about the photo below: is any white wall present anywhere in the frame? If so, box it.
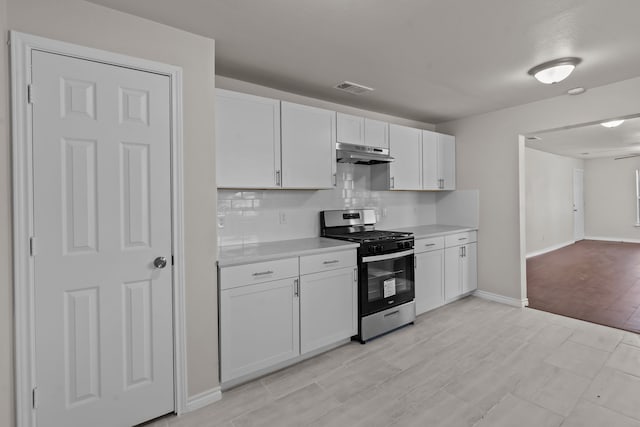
[218,163,437,245]
[438,76,640,301]
[584,156,640,241]
[525,148,583,255]
[3,1,218,422]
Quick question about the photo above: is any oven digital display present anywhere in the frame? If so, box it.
[343,213,360,219]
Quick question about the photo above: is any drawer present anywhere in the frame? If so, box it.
[445,231,477,247]
[415,236,445,253]
[220,257,299,290]
[300,250,357,275]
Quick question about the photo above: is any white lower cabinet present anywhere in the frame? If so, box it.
[444,232,478,302]
[300,266,358,353]
[220,277,299,383]
[415,247,445,315]
[219,249,357,385]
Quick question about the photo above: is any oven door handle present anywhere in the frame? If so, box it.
[362,249,414,263]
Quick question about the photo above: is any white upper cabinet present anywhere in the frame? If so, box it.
[364,118,389,149]
[422,130,456,190]
[336,112,364,145]
[336,113,389,149]
[215,89,281,189]
[439,133,456,190]
[281,102,336,189]
[389,124,422,190]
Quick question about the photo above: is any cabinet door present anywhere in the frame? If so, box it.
[439,133,456,190]
[444,246,462,302]
[415,250,445,315]
[389,124,422,190]
[461,243,477,294]
[300,267,358,354]
[215,89,281,188]
[336,112,364,145]
[220,278,299,383]
[364,118,389,149]
[422,130,440,190]
[281,102,336,189]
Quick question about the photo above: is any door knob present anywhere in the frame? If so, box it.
[154,256,168,269]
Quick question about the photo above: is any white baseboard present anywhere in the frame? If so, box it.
[185,387,222,413]
[584,236,640,244]
[474,290,529,308]
[526,240,574,258]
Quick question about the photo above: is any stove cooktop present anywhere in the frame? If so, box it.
[324,229,413,243]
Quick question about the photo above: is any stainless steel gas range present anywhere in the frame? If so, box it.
[321,209,415,343]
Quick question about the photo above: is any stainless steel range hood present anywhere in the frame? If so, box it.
[336,143,394,165]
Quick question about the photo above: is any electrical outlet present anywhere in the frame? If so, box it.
[279,211,287,224]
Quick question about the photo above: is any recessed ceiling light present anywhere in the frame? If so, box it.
[528,57,582,84]
[601,120,625,128]
[567,87,586,95]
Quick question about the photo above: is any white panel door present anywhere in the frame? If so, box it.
[389,124,422,190]
[573,169,585,241]
[300,267,358,354]
[422,130,439,190]
[32,51,174,427]
[415,250,445,315]
[215,89,281,188]
[281,102,336,188]
[220,278,300,383]
[439,133,456,190]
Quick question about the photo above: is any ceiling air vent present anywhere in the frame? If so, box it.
[334,81,374,95]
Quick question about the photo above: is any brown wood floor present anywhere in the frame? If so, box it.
[527,239,640,334]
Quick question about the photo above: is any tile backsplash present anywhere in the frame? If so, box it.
[217,163,437,246]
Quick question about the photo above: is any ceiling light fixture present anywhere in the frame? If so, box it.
[528,57,582,84]
[601,120,625,128]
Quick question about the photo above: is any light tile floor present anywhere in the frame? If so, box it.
[145,297,640,427]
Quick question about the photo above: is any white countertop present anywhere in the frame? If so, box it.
[218,237,360,267]
[391,224,477,239]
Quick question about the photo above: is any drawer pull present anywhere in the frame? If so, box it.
[458,237,467,241]
[425,243,436,247]
[252,270,274,276]
[323,260,340,265]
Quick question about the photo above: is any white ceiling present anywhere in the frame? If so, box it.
[525,115,640,159]
[88,0,640,124]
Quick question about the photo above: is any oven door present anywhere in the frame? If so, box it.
[360,249,415,316]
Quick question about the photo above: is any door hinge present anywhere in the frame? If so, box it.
[29,237,37,256]
[27,84,34,104]
[32,387,38,409]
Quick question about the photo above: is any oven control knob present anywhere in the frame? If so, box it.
[404,241,411,249]
[397,242,403,249]
[368,246,375,254]
[375,245,383,254]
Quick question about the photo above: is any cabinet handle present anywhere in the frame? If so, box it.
[294,278,299,297]
[252,270,274,276]
[323,260,339,265]
[439,178,444,189]
[390,177,395,189]
[458,237,467,241]
[425,243,436,247]
[459,247,463,257]
[463,246,466,257]
[353,268,358,282]
[275,170,281,186]
[414,255,417,269]
[333,173,337,186]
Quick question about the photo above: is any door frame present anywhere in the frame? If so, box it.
[573,168,585,241]
[11,31,188,427]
